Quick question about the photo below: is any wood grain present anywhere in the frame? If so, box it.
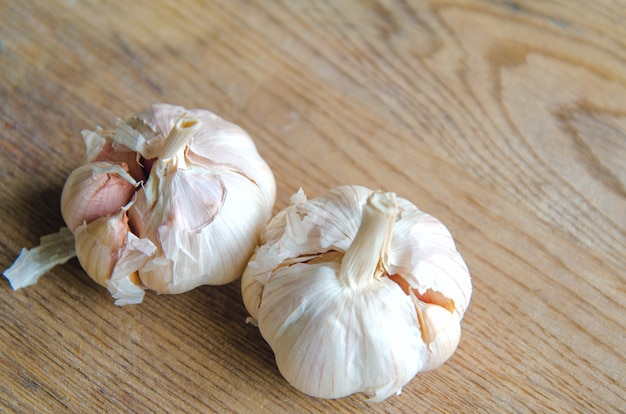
[1,1,624,412]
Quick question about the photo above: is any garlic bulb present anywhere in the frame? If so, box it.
[5,104,276,305]
[241,186,471,401]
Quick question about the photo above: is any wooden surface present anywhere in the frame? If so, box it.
[1,1,624,412]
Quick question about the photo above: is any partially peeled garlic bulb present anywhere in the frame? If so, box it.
[5,104,276,305]
[241,186,471,401]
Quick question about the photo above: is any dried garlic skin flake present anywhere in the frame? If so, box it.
[242,186,471,401]
[3,228,76,290]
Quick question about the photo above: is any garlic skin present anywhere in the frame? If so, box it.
[61,162,138,232]
[3,228,76,290]
[58,103,276,304]
[73,203,156,304]
[74,209,132,286]
[241,186,471,401]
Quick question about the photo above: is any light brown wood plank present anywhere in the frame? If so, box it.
[1,1,624,412]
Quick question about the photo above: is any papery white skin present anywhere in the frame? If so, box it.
[259,262,427,401]
[3,228,76,290]
[242,186,471,401]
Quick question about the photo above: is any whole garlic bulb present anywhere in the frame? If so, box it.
[241,186,471,401]
[5,104,275,305]
[68,104,276,302]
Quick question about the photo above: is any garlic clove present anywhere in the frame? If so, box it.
[61,162,138,232]
[388,275,461,369]
[385,197,472,317]
[388,248,471,318]
[137,172,270,293]
[412,295,462,371]
[74,212,129,286]
[73,205,156,289]
[184,113,276,209]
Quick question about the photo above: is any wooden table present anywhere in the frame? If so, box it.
[1,1,624,412]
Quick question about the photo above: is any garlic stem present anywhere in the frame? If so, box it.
[339,191,397,289]
[160,116,202,160]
